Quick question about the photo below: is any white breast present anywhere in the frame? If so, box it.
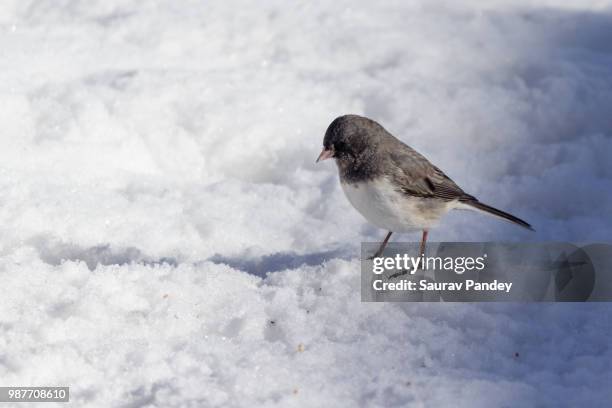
[341,178,450,232]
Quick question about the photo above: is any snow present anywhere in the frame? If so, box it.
[0,0,611,406]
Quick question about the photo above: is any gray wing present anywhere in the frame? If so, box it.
[386,146,475,202]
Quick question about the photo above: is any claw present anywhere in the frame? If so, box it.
[366,253,381,261]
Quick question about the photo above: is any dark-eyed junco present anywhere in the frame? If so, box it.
[317,114,533,258]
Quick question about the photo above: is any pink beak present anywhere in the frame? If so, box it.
[316,148,334,163]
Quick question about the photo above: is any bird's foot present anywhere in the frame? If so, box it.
[366,251,384,260]
[388,269,409,279]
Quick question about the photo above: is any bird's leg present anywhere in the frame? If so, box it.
[405,229,429,274]
[368,231,393,259]
[419,230,429,267]
[419,229,429,257]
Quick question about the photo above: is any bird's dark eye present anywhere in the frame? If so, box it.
[334,141,346,154]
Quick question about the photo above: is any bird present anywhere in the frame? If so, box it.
[316,114,533,258]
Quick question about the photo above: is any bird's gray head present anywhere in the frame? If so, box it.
[316,114,387,181]
[316,114,384,163]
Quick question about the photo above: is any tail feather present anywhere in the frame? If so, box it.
[461,200,534,231]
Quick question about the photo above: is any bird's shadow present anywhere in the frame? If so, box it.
[28,234,352,278]
[29,235,178,271]
[207,248,352,278]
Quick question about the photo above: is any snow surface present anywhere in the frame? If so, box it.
[1,0,611,406]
